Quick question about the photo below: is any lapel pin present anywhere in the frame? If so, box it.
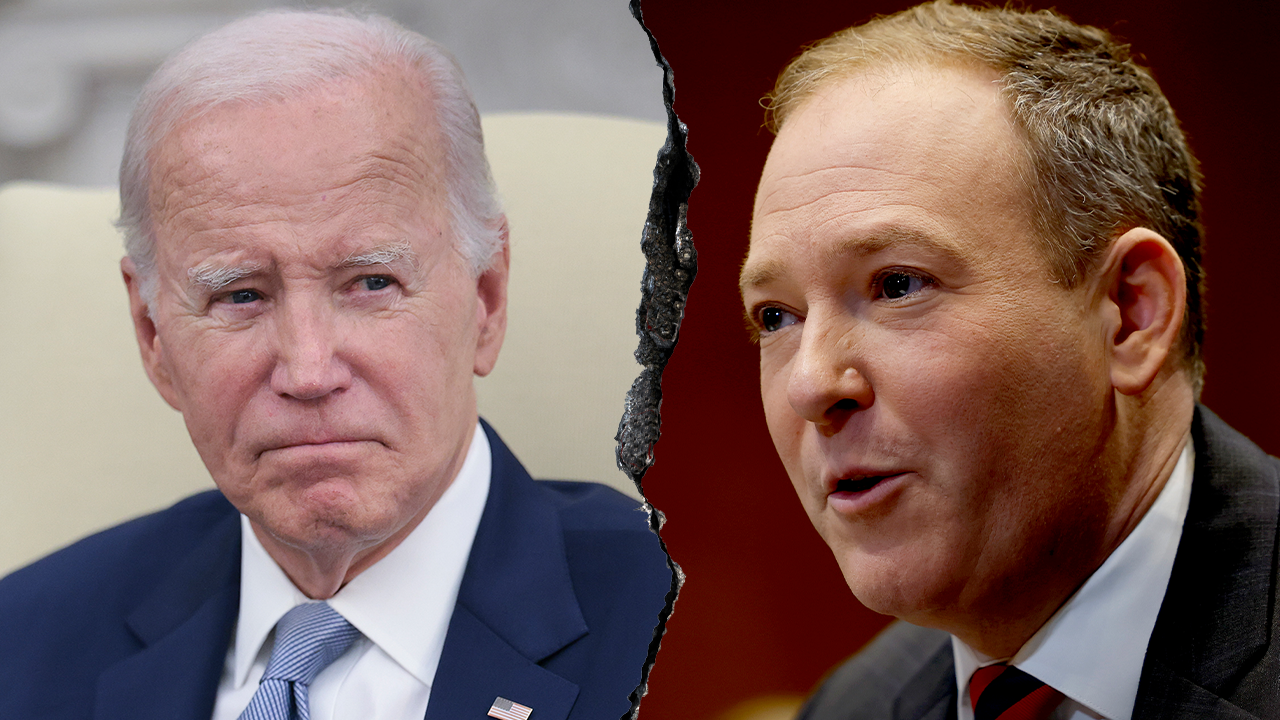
[488,696,533,720]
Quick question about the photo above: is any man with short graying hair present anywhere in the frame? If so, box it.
[0,9,671,720]
[740,2,1278,719]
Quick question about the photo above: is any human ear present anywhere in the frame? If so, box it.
[1097,227,1187,395]
[472,216,510,377]
[121,257,182,411]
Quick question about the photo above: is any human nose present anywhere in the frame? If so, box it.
[786,315,874,436]
[270,297,352,401]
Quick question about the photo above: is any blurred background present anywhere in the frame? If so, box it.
[637,1,1280,719]
[0,0,663,185]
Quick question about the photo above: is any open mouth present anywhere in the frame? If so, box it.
[835,476,890,493]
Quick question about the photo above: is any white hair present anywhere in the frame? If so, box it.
[118,8,503,304]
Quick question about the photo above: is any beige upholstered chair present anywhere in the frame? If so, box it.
[0,112,664,575]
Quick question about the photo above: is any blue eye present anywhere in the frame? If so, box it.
[228,289,261,304]
[879,272,930,300]
[360,276,394,291]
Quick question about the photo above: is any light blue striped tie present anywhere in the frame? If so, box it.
[238,602,361,720]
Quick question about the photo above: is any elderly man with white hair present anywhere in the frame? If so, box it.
[0,9,671,720]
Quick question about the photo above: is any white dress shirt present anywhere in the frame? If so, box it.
[953,441,1194,720]
[211,423,491,720]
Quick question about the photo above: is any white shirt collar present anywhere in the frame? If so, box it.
[953,440,1194,720]
[230,422,491,689]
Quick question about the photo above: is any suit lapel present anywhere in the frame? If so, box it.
[425,422,587,720]
[1135,406,1280,720]
[94,508,241,720]
[1136,657,1262,719]
[425,606,581,720]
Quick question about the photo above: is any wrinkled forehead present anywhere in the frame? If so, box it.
[146,66,448,231]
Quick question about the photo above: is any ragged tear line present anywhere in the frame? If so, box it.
[616,1,700,718]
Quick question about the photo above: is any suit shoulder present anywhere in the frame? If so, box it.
[533,479,669,583]
[527,480,673,720]
[1195,405,1280,489]
[0,490,236,615]
[0,491,239,717]
[799,622,955,720]
[534,479,655,533]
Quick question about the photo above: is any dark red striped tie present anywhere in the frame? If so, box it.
[969,664,1064,720]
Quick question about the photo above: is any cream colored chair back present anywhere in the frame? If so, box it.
[0,112,663,575]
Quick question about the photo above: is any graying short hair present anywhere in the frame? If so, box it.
[766,0,1206,393]
[118,8,503,304]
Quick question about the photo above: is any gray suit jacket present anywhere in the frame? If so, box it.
[798,407,1280,720]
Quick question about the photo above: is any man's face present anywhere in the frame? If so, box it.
[741,66,1118,628]
[128,69,506,563]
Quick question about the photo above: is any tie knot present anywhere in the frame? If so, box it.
[969,664,1063,720]
[263,602,361,685]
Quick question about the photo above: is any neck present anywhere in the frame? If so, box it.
[956,373,1196,658]
[1100,373,1196,546]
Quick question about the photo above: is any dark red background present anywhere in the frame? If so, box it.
[636,2,1280,719]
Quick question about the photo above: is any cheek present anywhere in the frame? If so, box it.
[369,307,478,420]
[870,304,1064,420]
[160,323,264,415]
[174,342,273,479]
[876,309,1106,522]
[760,351,800,455]
[759,350,827,520]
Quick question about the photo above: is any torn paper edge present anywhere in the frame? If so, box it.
[615,1,700,718]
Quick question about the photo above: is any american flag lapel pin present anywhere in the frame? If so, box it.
[488,696,533,720]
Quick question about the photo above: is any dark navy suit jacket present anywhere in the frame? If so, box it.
[0,422,674,720]
[796,406,1280,720]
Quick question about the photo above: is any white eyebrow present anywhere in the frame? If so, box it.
[187,262,263,292]
[341,242,418,269]
[184,243,416,293]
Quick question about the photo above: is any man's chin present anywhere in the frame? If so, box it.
[247,494,400,557]
[834,552,960,623]
[260,514,359,549]
[226,470,439,580]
